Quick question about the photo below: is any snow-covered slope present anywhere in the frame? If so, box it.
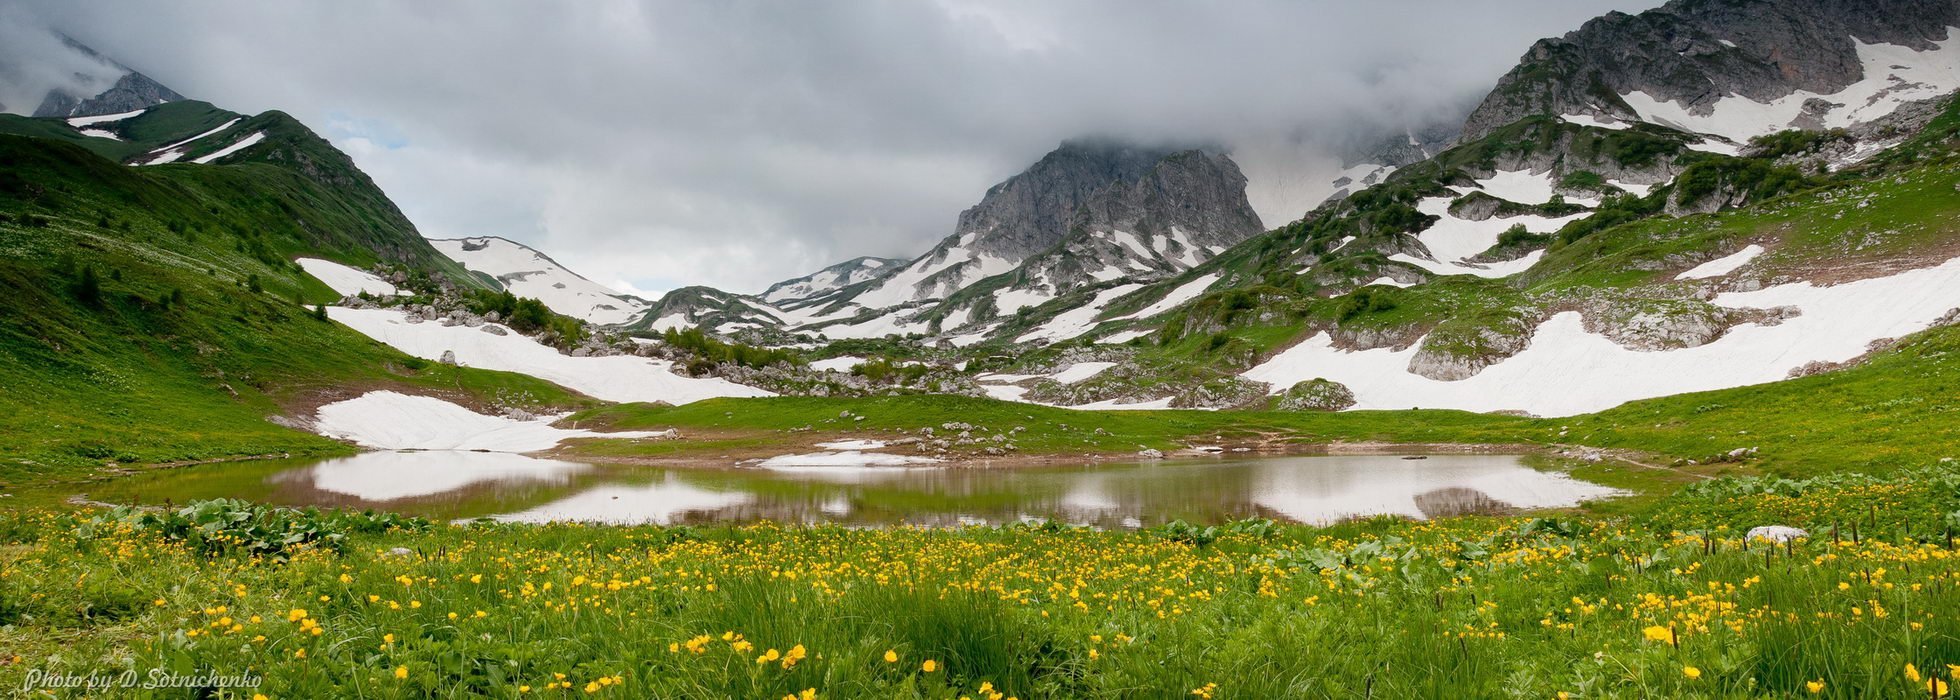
[297,258,397,296]
[760,256,904,305]
[327,306,771,404]
[1618,31,1960,144]
[313,391,660,452]
[429,237,649,326]
[1242,256,1960,417]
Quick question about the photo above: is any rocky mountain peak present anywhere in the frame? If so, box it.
[951,138,1182,261]
[1460,0,1960,141]
[3,32,186,118]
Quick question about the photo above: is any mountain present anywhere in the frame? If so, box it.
[429,236,650,325]
[785,139,1263,344]
[957,0,1960,412]
[759,256,904,305]
[0,32,185,119]
[1462,0,1960,143]
[1319,118,1464,206]
[0,38,624,474]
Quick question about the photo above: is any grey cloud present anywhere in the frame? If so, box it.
[10,0,1660,295]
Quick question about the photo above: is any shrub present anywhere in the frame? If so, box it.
[72,265,102,307]
[75,499,428,560]
[1336,287,1397,321]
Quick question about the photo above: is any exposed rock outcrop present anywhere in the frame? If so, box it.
[1461,0,1960,141]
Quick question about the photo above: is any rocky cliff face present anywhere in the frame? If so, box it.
[849,138,1258,315]
[7,33,186,118]
[34,71,185,118]
[1006,149,1263,299]
[1461,0,1960,140]
[952,139,1176,261]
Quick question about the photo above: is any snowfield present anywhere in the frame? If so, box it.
[326,307,772,404]
[852,232,1016,309]
[1243,256,1960,416]
[1621,31,1960,142]
[429,237,650,325]
[313,391,661,452]
[1388,197,1585,279]
[1017,284,1145,344]
[297,258,397,296]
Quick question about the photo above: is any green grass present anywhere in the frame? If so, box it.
[0,133,587,483]
[0,101,243,163]
[2,467,1957,698]
[566,394,1536,458]
[566,318,1960,484]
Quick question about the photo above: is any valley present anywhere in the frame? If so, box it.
[2,0,1960,696]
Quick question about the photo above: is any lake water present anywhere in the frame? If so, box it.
[75,452,1619,528]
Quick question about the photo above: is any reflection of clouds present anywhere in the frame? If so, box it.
[492,475,754,525]
[291,451,590,502]
[448,454,1618,527]
[1250,456,1620,525]
[1057,473,1120,514]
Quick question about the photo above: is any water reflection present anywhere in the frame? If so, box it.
[84,451,1620,527]
[275,451,591,502]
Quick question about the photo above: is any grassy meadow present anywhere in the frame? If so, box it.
[1,466,1957,698]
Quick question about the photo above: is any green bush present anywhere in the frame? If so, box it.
[76,499,428,560]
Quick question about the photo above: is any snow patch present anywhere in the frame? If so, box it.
[313,391,659,452]
[327,307,772,404]
[1675,244,1765,280]
[430,237,648,325]
[1474,170,1560,205]
[1621,31,1960,142]
[1096,329,1153,345]
[1110,273,1220,321]
[297,258,397,296]
[1016,284,1144,344]
[1558,113,1632,131]
[190,131,266,164]
[141,117,241,165]
[1051,361,1117,384]
[809,356,867,372]
[1242,256,1960,416]
[65,109,146,127]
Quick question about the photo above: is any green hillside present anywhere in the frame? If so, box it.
[0,133,584,484]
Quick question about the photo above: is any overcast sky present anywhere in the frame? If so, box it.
[9,0,1658,296]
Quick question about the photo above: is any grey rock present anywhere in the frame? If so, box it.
[1461,0,1960,141]
[1276,379,1358,412]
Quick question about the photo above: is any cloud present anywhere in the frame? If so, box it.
[8,0,1659,295]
